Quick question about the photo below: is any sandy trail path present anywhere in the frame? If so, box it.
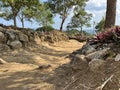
[0,40,84,90]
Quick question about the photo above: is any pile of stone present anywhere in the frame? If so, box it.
[51,42,120,90]
[69,35,88,42]
[37,30,69,43]
[0,27,30,50]
[0,26,69,51]
[69,41,120,72]
[69,26,120,73]
[48,28,120,90]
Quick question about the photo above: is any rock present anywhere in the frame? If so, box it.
[70,54,88,70]
[19,33,29,42]
[0,26,5,32]
[89,59,105,72]
[0,58,7,64]
[37,64,51,70]
[81,44,96,54]
[42,30,69,43]
[7,40,11,45]
[0,32,5,43]
[0,44,10,51]
[75,54,86,62]
[9,40,22,49]
[85,48,110,61]
[115,54,120,61]
[6,30,16,41]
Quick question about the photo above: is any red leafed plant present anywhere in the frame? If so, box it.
[90,26,120,45]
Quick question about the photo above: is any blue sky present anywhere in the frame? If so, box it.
[0,0,120,31]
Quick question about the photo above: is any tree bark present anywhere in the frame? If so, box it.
[21,14,24,28]
[60,17,66,32]
[13,14,17,28]
[104,0,117,29]
[80,24,83,36]
[21,19,24,28]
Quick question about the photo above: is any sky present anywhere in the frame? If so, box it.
[0,0,120,31]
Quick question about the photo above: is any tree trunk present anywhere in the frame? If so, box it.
[60,17,66,31]
[104,0,117,29]
[21,14,24,28]
[13,15,17,28]
[21,19,24,28]
[12,7,17,28]
[80,25,83,36]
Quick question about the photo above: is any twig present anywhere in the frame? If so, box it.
[95,74,114,90]
[63,77,92,90]
[75,83,93,90]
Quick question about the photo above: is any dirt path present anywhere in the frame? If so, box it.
[0,40,84,90]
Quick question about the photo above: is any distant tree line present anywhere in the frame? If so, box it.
[0,0,91,32]
[0,0,117,32]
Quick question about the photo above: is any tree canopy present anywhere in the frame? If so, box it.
[67,5,92,35]
[48,0,89,31]
[0,0,39,27]
[0,0,93,32]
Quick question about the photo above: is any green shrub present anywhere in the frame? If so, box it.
[36,26,54,32]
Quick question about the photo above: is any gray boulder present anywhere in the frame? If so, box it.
[9,40,22,49]
[81,44,96,54]
[0,27,4,32]
[19,33,29,42]
[115,54,120,61]
[0,44,10,51]
[85,48,110,61]
[89,59,105,72]
[0,32,5,43]
[6,30,16,41]
[75,54,86,62]
[70,54,88,70]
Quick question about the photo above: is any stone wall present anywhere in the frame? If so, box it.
[0,25,69,51]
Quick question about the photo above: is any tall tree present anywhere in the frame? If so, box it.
[17,6,36,28]
[67,7,92,35]
[48,0,88,31]
[104,0,117,29]
[0,0,39,27]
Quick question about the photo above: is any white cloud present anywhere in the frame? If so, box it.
[86,0,106,12]
[116,1,120,17]
[86,0,120,25]
[87,0,106,7]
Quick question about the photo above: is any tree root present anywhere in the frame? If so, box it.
[95,74,114,90]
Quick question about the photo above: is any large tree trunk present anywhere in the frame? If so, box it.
[104,0,117,29]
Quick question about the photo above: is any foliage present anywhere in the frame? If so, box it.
[33,3,54,27]
[65,29,80,36]
[90,26,120,45]
[67,7,92,33]
[65,29,91,37]
[95,17,105,32]
[0,0,39,27]
[48,0,88,31]
[36,26,54,32]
